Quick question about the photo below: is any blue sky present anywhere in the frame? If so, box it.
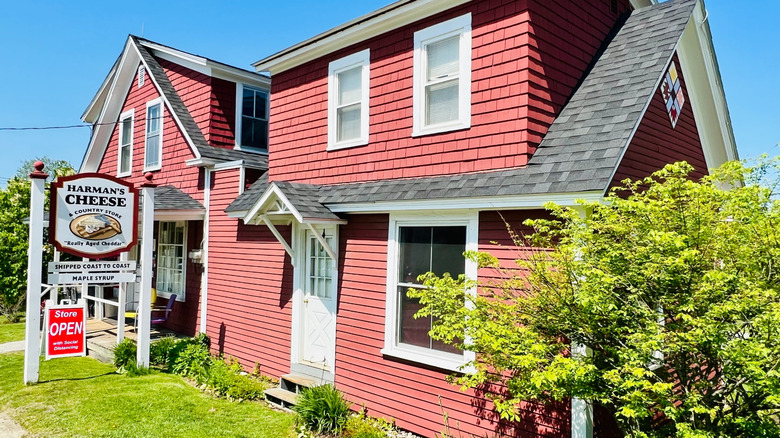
[0,0,776,183]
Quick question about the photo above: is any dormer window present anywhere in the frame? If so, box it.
[144,98,163,171]
[238,85,269,152]
[117,109,134,177]
[412,14,472,137]
[327,49,370,150]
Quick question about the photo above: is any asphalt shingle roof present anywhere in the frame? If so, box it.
[152,185,205,211]
[226,0,695,213]
[133,37,268,170]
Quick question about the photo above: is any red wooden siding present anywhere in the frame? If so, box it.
[96,62,203,200]
[610,53,708,188]
[205,168,293,376]
[209,78,237,148]
[159,59,213,145]
[268,0,630,185]
[333,213,571,437]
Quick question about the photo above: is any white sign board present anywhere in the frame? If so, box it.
[48,272,137,284]
[48,261,137,273]
[49,173,139,259]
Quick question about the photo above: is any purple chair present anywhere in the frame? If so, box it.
[150,294,176,327]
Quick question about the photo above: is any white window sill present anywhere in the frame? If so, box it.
[156,291,185,302]
[116,171,131,178]
[381,344,471,373]
[233,145,269,155]
[412,120,470,138]
[327,138,368,151]
[143,165,162,172]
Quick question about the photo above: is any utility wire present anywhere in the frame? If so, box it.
[0,115,165,132]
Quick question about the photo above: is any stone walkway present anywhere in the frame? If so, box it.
[0,341,24,354]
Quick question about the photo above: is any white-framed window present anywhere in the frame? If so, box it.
[236,84,269,152]
[412,13,472,137]
[382,211,478,371]
[117,109,134,177]
[327,49,370,150]
[157,221,186,301]
[144,98,163,171]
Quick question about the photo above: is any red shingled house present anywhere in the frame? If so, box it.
[79,0,737,436]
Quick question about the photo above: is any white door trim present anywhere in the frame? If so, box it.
[290,223,339,380]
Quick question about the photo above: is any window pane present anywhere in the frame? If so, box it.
[255,92,268,120]
[337,104,361,142]
[338,67,362,105]
[241,117,268,150]
[147,105,160,133]
[398,289,430,348]
[121,118,132,145]
[145,134,159,168]
[120,146,130,173]
[431,226,466,277]
[242,88,255,117]
[426,80,459,125]
[398,227,432,284]
[427,37,459,81]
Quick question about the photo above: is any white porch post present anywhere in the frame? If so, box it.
[117,251,128,344]
[137,172,156,368]
[572,206,593,438]
[199,168,211,334]
[23,161,48,384]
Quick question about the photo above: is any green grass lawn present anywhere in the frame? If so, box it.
[0,352,295,437]
[0,321,25,344]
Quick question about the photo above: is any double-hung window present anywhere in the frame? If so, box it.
[144,99,163,171]
[383,212,478,371]
[327,49,370,150]
[117,109,134,176]
[412,14,472,137]
[238,85,269,152]
[157,221,186,301]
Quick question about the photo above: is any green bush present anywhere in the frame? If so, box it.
[113,338,136,369]
[342,410,394,438]
[150,336,177,367]
[294,384,352,435]
[172,342,212,383]
[207,357,268,401]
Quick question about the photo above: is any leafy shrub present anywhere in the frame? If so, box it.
[342,410,394,438]
[172,342,212,383]
[113,338,136,368]
[294,384,352,435]
[206,356,268,401]
[149,336,177,366]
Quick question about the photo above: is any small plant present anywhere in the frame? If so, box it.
[113,338,136,369]
[172,342,212,383]
[342,408,395,438]
[294,384,352,435]
[150,336,177,367]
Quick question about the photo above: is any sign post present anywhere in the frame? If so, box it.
[137,173,156,368]
[23,162,48,384]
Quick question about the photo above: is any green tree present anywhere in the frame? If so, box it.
[0,158,75,321]
[410,159,780,437]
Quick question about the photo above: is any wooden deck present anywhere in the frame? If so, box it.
[85,319,185,362]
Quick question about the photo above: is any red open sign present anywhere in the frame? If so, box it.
[45,301,87,360]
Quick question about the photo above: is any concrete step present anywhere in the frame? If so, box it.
[264,387,299,410]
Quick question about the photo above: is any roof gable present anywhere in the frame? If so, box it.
[80,36,270,173]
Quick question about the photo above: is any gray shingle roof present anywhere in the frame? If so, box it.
[133,37,268,170]
[274,181,341,221]
[227,0,695,213]
[153,185,205,211]
[226,173,269,213]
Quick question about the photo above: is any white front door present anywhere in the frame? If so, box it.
[300,228,337,370]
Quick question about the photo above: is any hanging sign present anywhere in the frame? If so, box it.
[49,173,139,259]
[44,300,88,360]
[48,261,137,273]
